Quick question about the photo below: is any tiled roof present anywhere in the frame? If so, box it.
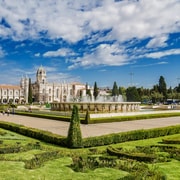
[0,84,21,90]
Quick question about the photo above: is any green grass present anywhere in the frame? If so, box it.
[157,160,180,180]
[0,128,179,179]
[0,158,127,180]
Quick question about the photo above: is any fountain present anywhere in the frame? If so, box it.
[51,94,140,113]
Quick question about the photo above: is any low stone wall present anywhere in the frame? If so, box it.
[51,102,140,113]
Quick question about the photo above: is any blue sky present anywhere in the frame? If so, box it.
[0,0,180,88]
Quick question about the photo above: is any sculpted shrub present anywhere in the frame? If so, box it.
[67,105,83,148]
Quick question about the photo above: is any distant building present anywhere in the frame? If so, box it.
[20,66,92,103]
[0,84,24,104]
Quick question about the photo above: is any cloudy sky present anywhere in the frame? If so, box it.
[0,0,180,88]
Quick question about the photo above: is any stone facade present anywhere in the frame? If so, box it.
[0,66,91,104]
[0,85,24,104]
[20,66,91,103]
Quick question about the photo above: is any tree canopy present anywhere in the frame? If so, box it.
[112,81,119,97]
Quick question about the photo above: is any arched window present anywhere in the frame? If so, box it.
[49,89,51,94]
[56,89,59,98]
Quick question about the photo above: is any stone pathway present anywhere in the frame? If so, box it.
[0,113,180,138]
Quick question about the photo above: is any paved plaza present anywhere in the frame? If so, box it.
[0,113,180,138]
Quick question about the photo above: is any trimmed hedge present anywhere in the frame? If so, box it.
[83,125,180,147]
[13,110,180,125]
[0,121,67,147]
[87,112,180,124]
[15,111,71,122]
[162,138,180,144]
[107,146,156,162]
[0,121,179,149]
[24,150,60,169]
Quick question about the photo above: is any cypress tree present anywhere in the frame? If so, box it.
[28,78,33,104]
[93,81,99,101]
[84,109,90,124]
[158,76,167,101]
[67,105,83,148]
[112,81,119,97]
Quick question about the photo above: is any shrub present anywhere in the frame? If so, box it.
[67,105,83,148]
[82,110,90,124]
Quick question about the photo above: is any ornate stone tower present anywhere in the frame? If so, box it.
[36,66,47,84]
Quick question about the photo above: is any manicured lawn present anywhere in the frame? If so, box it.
[0,128,179,179]
[157,160,180,180]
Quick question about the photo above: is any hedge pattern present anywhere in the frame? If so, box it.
[83,125,180,147]
[0,121,67,146]
[0,121,179,148]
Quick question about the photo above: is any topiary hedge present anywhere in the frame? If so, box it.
[0,121,67,147]
[83,125,180,147]
[87,112,180,124]
[67,105,83,148]
[107,146,156,162]
[15,111,71,122]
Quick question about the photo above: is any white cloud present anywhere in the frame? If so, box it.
[68,43,129,69]
[146,35,169,48]
[146,49,180,59]
[0,47,6,57]
[0,0,180,69]
[43,48,76,57]
[132,61,168,68]
[0,0,179,43]
[34,53,40,57]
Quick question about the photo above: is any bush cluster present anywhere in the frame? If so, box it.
[0,142,41,154]
[71,154,166,179]
[24,150,60,169]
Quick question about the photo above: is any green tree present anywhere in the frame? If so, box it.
[28,78,33,104]
[126,86,140,102]
[84,109,90,124]
[151,91,163,104]
[67,105,82,148]
[112,81,119,97]
[158,76,167,101]
[119,86,126,101]
[93,81,99,101]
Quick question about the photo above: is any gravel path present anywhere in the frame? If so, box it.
[0,113,180,138]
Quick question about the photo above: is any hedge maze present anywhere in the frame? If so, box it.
[71,135,180,179]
